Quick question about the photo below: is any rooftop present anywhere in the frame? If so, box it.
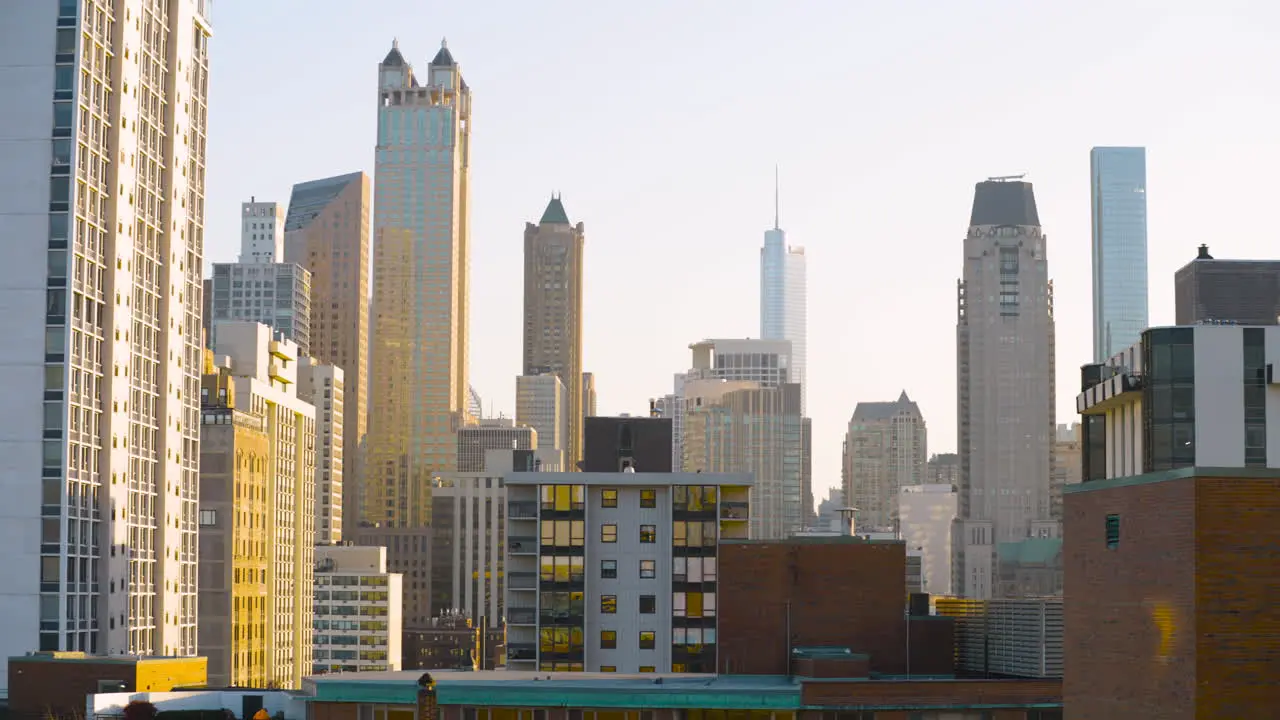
[305,671,799,709]
[540,195,571,225]
[503,471,752,488]
[1066,465,1280,494]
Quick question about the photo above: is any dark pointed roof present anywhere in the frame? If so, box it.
[969,179,1039,227]
[851,391,921,422]
[382,39,405,67]
[432,38,455,66]
[540,195,570,225]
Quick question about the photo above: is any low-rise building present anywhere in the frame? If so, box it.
[313,545,403,673]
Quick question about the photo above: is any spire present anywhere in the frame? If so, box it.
[381,39,406,67]
[774,164,781,230]
[540,194,570,225]
[432,37,456,66]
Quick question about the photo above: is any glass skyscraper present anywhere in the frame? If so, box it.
[759,180,807,413]
[1091,147,1148,362]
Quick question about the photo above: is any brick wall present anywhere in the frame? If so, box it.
[800,678,1062,708]
[717,541,911,675]
[8,660,139,720]
[1064,477,1197,719]
[1193,477,1280,719]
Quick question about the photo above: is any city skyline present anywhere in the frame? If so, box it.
[196,2,1278,500]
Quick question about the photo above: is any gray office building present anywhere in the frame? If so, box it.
[1090,147,1148,361]
[953,178,1058,600]
[1175,244,1280,326]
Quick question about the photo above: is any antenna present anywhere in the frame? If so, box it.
[987,173,1027,183]
[774,164,780,230]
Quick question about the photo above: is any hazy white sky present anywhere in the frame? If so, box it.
[205,0,1280,499]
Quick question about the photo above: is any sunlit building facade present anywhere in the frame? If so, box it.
[0,0,212,673]
[367,39,472,527]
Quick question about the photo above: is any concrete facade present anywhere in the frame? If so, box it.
[954,179,1058,600]
[313,544,403,673]
[842,391,928,533]
[0,0,211,671]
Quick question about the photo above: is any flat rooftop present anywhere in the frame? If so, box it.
[305,671,798,708]
[503,471,752,488]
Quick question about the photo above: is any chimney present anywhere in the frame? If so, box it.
[1197,244,1213,260]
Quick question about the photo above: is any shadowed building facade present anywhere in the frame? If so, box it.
[954,178,1058,600]
[523,197,585,470]
[284,171,371,532]
[367,40,472,527]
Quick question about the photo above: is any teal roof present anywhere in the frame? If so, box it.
[540,195,571,225]
[1065,465,1280,495]
[996,537,1062,565]
[306,672,798,710]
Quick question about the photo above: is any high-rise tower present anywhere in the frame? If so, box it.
[1090,147,1148,361]
[367,39,471,527]
[841,391,928,533]
[284,171,371,532]
[759,170,807,412]
[0,0,212,670]
[954,177,1057,599]
[522,196,585,469]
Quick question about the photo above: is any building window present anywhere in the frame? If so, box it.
[199,510,216,526]
[639,666,655,673]
[640,489,656,508]
[601,595,617,614]
[601,524,617,543]
[601,559,617,579]
[601,489,618,508]
[639,631,655,650]
[600,630,617,649]
[673,592,716,617]
[639,525,656,543]
[672,663,687,673]
[639,595,656,614]
[599,666,616,673]
[1105,514,1120,549]
[640,560,656,579]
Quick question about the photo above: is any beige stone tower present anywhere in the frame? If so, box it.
[367,40,472,527]
[522,196,585,469]
[284,171,370,531]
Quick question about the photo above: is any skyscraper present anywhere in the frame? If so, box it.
[0,0,211,668]
[367,39,472,527]
[841,391,928,533]
[522,196,585,469]
[1174,244,1280,325]
[516,372,568,463]
[954,178,1057,599]
[760,173,807,411]
[1090,147,1148,361]
[284,171,371,531]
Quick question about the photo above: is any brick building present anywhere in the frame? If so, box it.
[1064,468,1280,718]
[718,537,953,676]
[8,653,206,720]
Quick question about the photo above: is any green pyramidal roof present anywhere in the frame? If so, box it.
[541,195,570,225]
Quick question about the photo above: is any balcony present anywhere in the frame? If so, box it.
[508,572,537,590]
[721,502,749,520]
[508,536,537,555]
[507,643,536,661]
[508,501,538,519]
[507,608,536,625]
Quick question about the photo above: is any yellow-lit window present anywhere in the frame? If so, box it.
[601,595,617,613]
[639,666,655,673]
[672,663,687,673]
[673,522,687,547]
[640,489,656,508]
[601,523,617,543]
[639,525,656,543]
[639,631,655,649]
[601,489,618,508]
[554,485,571,512]
[600,665,617,672]
[687,592,704,618]
[600,630,617,649]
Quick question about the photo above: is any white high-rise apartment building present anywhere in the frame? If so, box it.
[313,545,403,673]
[298,359,344,543]
[240,199,285,264]
[954,178,1057,600]
[516,372,567,465]
[0,0,212,671]
[760,179,807,412]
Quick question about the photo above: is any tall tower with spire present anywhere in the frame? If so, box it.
[366,39,472,527]
[521,195,586,469]
[759,169,808,412]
